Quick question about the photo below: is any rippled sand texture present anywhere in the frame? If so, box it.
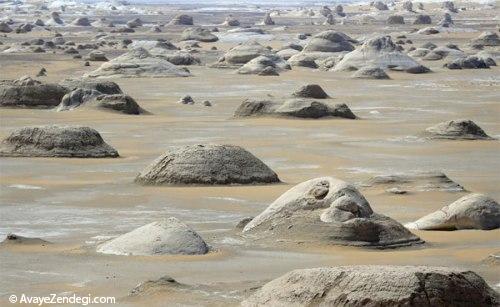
[1,1,499,305]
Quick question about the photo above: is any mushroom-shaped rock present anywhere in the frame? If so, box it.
[472,32,500,47]
[242,177,422,248]
[237,55,290,75]
[97,218,209,255]
[169,14,193,26]
[406,194,500,230]
[135,144,280,185]
[334,36,423,71]
[181,27,218,42]
[424,119,493,140]
[84,48,191,78]
[71,17,91,26]
[241,266,499,306]
[0,77,68,108]
[291,84,329,99]
[303,31,355,53]
[351,66,390,79]
[234,99,355,119]
[0,125,119,158]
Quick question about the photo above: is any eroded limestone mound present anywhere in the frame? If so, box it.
[216,41,273,66]
[0,76,68,108]
[237,55,290,75]
[291,84,329,99]
[334,36,424,72]
[135,144,280,185]
[0,125,119,158]
[234,99,355,119]
[362,171,465,193]
[97,217,209,256]
[181,27,218,42]
[406,194,500,230]
[169,14,193,26]
[471,31,500,47]
[241,265,499,306]
[0,233,51,246]
[303,30,355,53]
[351,66,390,79]
[424,119,493,140]
[242,177,423,248]
[84,48,191,78]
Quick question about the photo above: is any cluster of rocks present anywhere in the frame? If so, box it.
[234,84,356,119]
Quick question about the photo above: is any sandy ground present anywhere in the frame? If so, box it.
[0,1,499,306]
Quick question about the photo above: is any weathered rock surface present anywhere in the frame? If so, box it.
[351,66,390,79]
[303,30,355,53]
[181,27,218,42]
[471,32,500,47]
[334,36,424,71]
[242,177,422,248]
[413,14,432,24]
[135,144,280,185]
[406,194,500,230]
[445,56,493,69]
[362,171,465,193]
[387,15,405,25]
[0,76,68,108]
[424,119,493,140]
[291,84,329,99]
[237,55,290,75]
[234,99,356,119]
[169,14,193,26]
[241,265,499,306]
[84,48,191,78]
[129,275,185,296]
[97,217,209,255]
[0,125,119,158]
[373,1,389,11]
[216,41,273,65]
[71,17,91,26]
[0,233,50,246]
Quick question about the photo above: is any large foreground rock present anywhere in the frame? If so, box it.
[84,48,191,78]
[234,99,355,119]
[135,144,280,185]
[406,194,500,230]
[424,119,493,140]
[334,36,424,71]
[242,177,423,248]
[0,126,118,158]
[97,218,208,255]
[241,265,499,306]
[0,77,68,108]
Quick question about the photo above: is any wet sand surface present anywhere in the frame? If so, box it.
[1,1,499,305]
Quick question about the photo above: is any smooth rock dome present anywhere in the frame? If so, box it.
[424,119,493,140]
[242,177,422,248]
[406,194,500,230]
[135,144,280,185]
[241,265,499,306]
[291,84,329,99]
[97,217,209,255]
[0,125,119,158]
